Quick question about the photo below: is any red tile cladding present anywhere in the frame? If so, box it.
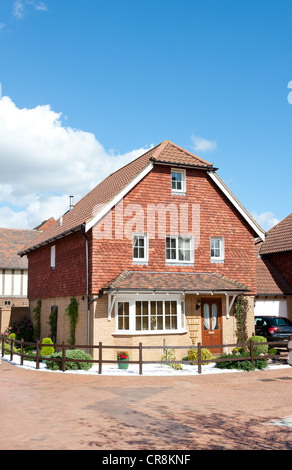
[260,213,292,255]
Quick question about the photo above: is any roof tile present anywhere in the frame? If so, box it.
[103,270,248,292]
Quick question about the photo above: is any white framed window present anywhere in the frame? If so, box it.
[117,301,130,331]
[171,168,186,194]
[50,245,56,269]
[133,233,148,263]
[115,295,186,334]
[210,237,224,263]
[166,235,193,263]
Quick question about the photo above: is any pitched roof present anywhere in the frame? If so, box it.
[255,243,292,295]
[0,228,40,269]
[260,213,292,255]
[18,141,214,255]
[103,270,248,292]
[19,139,264,255]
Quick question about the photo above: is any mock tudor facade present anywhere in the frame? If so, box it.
[19,140,266,360]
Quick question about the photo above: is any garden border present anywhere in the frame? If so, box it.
[1,334,291,375]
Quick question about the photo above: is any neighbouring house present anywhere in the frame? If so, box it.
[19,140,266,360]
[255,213,292,320]
[0,219,55,333]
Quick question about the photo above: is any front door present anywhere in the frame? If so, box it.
[201,299,222,354]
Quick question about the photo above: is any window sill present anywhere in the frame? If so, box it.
[133,260,148,265]
[171,191,186,196]
[211,259,225,264]
[112,329,188,336]
[166,262,194,266]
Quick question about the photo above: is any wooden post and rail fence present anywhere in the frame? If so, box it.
[1,334,291,375]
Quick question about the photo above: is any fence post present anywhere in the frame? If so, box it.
[197,342,202,374]
[99,342,102,375]
[20,338,24,366]
[139,342,143,375]
[250,339,254,367]
[62,341,66,372]
[10,338,14,362]
[1,335,4,357]
[36,340,40,370]
[288,338,292,367]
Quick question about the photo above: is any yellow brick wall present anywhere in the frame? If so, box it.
[30,296,88,347]
[29,292,255,362]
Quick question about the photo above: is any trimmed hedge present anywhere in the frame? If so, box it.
[215,351,268,371]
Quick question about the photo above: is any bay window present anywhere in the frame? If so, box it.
[115,296,185,334]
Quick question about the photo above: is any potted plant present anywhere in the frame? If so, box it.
[117,350,129,370]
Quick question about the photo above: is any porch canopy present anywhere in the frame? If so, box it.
[103,270,248,320]
[104,270,248,294]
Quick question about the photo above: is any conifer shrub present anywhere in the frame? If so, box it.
[247,335,268,356]
[41,338,55,357]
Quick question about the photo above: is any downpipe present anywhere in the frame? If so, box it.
[80,224,103,354]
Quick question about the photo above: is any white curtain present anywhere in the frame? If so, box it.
[212,303,218,330]
[204,304,210,330]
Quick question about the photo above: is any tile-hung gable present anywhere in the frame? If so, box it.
[260,212,292,255]
[20,140,266,360]
[19,140,265,255]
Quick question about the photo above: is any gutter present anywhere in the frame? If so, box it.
[18,224,83,257]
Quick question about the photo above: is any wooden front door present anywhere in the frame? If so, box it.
[201,299,222,354]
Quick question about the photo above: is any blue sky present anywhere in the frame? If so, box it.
[0,0,291,230]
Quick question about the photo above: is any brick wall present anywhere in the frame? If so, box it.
[91,165,257,294]
[28,231,87,299]
[30,295,88,346]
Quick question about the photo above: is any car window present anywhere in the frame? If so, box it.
[271,318,292,327]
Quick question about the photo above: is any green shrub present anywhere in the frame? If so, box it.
[183,348,213,365]
[247,335,268,356]
[8,317,34,342]
[215,350,268,371]
[41,338,55,357]
[268,348,278,356]
[46,349,93,371]
[161,349,183,370]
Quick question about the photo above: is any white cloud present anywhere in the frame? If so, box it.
[191,134,217,154]
[12,0,48,19]
[34,2,48,11]
[13,0,26,19]
[251,211,280,231]
[0,95,149,229]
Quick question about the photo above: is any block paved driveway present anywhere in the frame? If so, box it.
[0,358,292,451]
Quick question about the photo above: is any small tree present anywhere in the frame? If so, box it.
[234,295,249,348]
[33,299,41,340]
[66,297,79,345]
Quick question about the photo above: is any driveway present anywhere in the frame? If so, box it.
[0,358,291,451]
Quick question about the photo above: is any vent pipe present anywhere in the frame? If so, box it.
[69,195,74,211]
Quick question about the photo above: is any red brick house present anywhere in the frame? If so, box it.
[255,213,292,319]
[19,140,266,359]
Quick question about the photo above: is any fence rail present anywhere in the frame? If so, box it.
[1,334,291,375]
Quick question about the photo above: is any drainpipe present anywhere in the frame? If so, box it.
[80,224,103,353]
[80,224,90,352]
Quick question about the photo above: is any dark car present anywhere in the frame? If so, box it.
[255,316,292,345]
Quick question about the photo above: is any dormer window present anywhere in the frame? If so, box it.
[171,169,186,194]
